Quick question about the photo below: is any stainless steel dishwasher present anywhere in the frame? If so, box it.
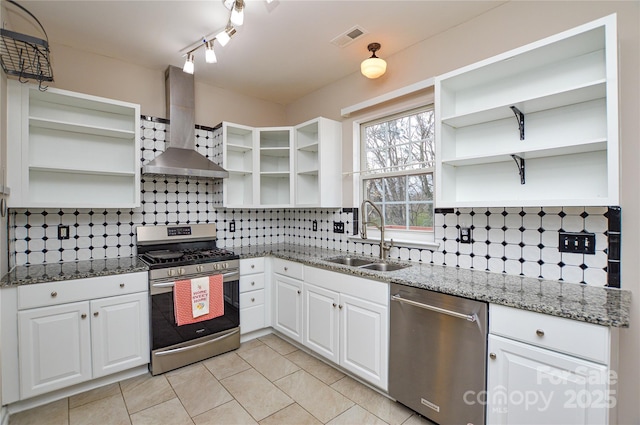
[389,283,488,425]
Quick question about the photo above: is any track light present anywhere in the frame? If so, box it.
[183,53,195,74]
[223,0,234,10]
[216,25,236,47]
[205,40,217,63]
[230,0,245,26]
[361,42,387,79]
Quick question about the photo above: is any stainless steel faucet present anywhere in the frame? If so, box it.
[360,199,394,260]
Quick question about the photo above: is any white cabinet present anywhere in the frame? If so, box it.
[7,80,141,208]
[435,14,618,207]
[221,117,342,208]
[272,259,304,343]
[7,272,149,401]
[294,118,342,207]
[487,304,617,425]
[239,257,266,335]
[304,266,389,390]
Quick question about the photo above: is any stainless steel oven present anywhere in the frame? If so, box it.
[137,224,241,375]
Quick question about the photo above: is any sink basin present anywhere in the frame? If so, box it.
[325,256,372,267]
[359,262,409,272]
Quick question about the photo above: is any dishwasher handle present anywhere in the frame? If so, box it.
[391,293,477,322]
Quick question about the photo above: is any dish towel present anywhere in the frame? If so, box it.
[173,275,224,326]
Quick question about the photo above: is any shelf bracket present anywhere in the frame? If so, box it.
[510,106,525,140]
[511,154,525,185]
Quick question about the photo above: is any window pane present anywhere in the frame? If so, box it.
[409,203,434,229]
[408,174,433,201]
[364,178,383,203]
[384,204,406,229]
[383,176,406,202]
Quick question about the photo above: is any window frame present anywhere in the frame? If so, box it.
[350,97,440,250]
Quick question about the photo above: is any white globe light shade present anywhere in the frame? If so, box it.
[361,57,387,79]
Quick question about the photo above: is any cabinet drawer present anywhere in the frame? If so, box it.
[240,274,265,293]
[272,258,304,280]
[240,289,265,308]
[240,304,265,335]
[18,272,148,310]
[240,257,265,275]
[490,304,610,364]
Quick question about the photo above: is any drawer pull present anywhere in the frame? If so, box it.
[251,264,255,269]
[251,297,255,302]
[51,291,57,298]
[251,281,255,286]
[536,329,545,337]
[94,312,99,317]
[120,283,125,288]
[489,352,496,360]
[284,267,288,272]
[81,314,87,319]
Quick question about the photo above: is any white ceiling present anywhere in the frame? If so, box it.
[4,0,506,105]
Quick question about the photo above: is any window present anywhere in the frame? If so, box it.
[359,106,435,244]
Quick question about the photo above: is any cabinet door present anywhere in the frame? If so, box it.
[339,294,388,390]
[273,274,303,343]
[303,283,339,363]
[90,292,149,378]
[18,302,92,398]
[487,335,610,425]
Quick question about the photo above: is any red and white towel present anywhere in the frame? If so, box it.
[173,275,224,326]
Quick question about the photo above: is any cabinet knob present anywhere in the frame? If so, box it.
[489,352,496,360]
[333,303,337,308]
[284,267,288,272]
[120,283,125,288]
[536,329,545,337]
[81,314,87,319]
[251,264,255,269]
[51,291,57,297]
[94,312,99,317]
[251,297,255,302]
[297,290,301,294]
[339,304,343,309]
[251,281,255,286]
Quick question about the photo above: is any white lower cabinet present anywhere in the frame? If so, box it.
[272,259,304,343]
[239,257,266,335]
[303,266,389,390]
[6,272,149,402]
[487,304,616,425]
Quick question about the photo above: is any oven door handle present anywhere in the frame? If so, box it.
[155,328,240,356]
[151,271,239,289]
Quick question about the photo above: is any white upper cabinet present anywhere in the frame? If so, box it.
[7,80,141,208]
[221,117,342,208]
[435,14,618,207]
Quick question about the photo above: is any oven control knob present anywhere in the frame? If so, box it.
[167,270,175,277]
[179,268,185,275]
[196,265,204,273]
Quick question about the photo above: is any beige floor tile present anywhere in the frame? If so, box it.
[331,377,412,425]
[166,363,233,417]
[202,351,251,380]
[192,400,258,425]
[9,398,68,425]
[275,370,354,423]
[285,350,345,385]
[221,368,293,421]
[69,382,121,409]
[258,334,299,355]
[235,338,265,354]
[401,414,437,425]
[238,344,299,381]
[259,403,322,425]
[69,393,130,425]
[120,372,176,414]
[326,405,389,425]
[130,397,192,425]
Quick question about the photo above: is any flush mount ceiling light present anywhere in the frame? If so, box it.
[361,42,387,79]
[181,0,257,74]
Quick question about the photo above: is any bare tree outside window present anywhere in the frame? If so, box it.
[361,107,435,233]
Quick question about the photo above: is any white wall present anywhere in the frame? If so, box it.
[286,2,639,422]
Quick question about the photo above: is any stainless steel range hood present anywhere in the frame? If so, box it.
[142,66,229,179]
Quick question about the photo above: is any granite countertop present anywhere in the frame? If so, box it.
[1,244,630,328]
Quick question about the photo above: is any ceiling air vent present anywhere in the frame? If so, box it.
[330,25,368,48]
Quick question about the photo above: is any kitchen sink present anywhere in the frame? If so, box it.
[359,262,408,272]
[324,256,410,272]
[324,256,373,267]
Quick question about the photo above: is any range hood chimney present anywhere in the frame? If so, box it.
[142,66,229,179]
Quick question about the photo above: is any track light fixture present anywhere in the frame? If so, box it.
[230,0,245,26]
[183,53,195,74]
[205,40,217,63]
[361,42,387,79]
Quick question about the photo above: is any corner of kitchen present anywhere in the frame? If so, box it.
[0,1,638,425]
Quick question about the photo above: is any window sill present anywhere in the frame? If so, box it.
[348,236,440,251]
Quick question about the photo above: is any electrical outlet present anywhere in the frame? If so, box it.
[459,227,471,244]
[229,220,236,233]
[312,220,318,231]
[58,225,70,240]
[333,221,344,233]
[558,232,596,254]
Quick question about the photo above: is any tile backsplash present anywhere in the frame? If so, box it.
[8,117,619,287]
